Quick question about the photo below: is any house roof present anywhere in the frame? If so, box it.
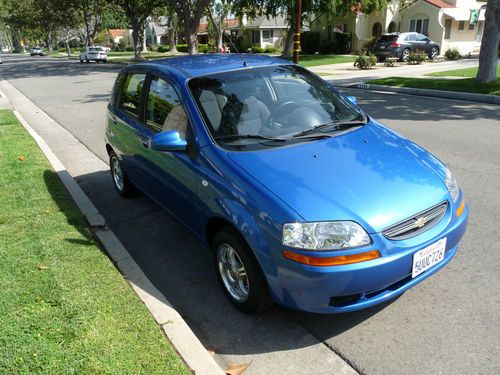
[198,19,239,34]
[109,29,127,37]
[423,0,456,8]
[230,15,288,29]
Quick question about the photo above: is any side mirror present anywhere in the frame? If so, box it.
[151,130,187,152]
[346,95,358,106]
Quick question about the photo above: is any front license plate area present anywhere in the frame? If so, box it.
[412,238,447,278]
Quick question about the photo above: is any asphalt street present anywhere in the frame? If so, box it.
[1,54,499,374]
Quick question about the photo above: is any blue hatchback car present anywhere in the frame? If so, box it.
[105,54,468,314]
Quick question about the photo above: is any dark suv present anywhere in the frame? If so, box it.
[373,32,440,61]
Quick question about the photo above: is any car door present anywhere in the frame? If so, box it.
[109,70,148,183]
[133,73,202,232]
[406,33,418,51]
[416,33,431,53]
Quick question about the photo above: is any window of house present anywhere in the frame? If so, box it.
[458,21,465,30]
[262,30,272,43]
[468,22,474,30]
[388,22,396,33]
[444,18,452,39]
[145,76,185,136]
[372,23,382,38]
[409,18,429,35]
[252,30,260,44]
[119,73,146,118]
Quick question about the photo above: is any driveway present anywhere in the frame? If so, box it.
[1,54,498,374]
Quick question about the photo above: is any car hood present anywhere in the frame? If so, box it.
[228,121,450,233]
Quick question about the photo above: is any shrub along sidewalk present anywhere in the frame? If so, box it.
[0,110,189,374]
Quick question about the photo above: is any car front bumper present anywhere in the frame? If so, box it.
[269,198,468,313]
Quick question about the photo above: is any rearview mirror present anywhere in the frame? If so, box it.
[151,130,187,152]
[346,95,358,106]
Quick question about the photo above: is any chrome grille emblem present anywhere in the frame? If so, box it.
[383,202,448,240]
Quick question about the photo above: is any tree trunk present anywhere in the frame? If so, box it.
[168,15,177,54]
[45,35,53,53]
[186,22,199,55]
[476,0,500,83]
[282,14,295,58]
[131,21,146,60]
[65,40,71,56]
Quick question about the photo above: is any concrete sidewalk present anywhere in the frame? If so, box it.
[308,57,480,85]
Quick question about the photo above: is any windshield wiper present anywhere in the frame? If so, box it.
[291,119,365,138]
[215,134,287,142]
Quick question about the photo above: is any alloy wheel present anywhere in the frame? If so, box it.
[111,156,124,192]
[217,243,249,302]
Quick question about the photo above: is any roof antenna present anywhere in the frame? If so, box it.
[223,29,247,67]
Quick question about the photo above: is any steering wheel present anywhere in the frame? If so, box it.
[261,101,298,136]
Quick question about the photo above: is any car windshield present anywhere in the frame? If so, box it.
[89,47,102,52]
[189,65,365,150]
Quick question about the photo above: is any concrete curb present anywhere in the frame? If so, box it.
[7,104,223,374]
[342,83,500,105]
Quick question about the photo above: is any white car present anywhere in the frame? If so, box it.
[30,46,45,56]
[80,46,107,63]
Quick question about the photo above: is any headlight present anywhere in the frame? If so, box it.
[283,221,371,250]
[445,168,460,204]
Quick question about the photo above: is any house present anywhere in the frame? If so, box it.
[146,17,169,46]
[312,0,486,55]
[197,19,239,45]
[107,29,132,45]
[228,16,289,49]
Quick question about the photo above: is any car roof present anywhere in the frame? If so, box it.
[136,54,292,78]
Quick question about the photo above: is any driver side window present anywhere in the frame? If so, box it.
[145,76,187,138]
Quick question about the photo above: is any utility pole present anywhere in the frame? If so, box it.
[293,0,302,63]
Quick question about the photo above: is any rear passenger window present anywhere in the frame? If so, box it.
[119,73,146,118]
[145,77,187,136]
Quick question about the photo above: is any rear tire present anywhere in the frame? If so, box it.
[109,151,138,198]
[400,48,411,62]
[213,227,272,314]
[430,47,439,60]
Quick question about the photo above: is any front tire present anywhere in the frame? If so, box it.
[213,228,272,314]
[430,47,439,60]
[109,151,137,197]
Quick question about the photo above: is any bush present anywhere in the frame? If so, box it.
[175,44,208,53]
[176,44,188,52]
[199,44,208,53]
[157,45,170,53]
[407,50,427,64]
[125,46,134,52]
[58,47,67,53]
[354,52,377,70]
[264,46,277,53]
[318,32,351,54]
[301,31,321,54]
[252,46,264,53]
[233,36,250,53]
[445,47,461,60]
[384,57,398,67]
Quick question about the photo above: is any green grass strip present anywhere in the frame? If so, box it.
[294,54,356,67]
[426,65,500,78]
[0,110,189,374]
[367,76,500,96]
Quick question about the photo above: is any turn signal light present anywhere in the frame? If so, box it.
[282,249,381,266]
[456,198,466,217]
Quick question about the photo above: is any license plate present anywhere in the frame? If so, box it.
[380,46,386,49]
[412,238,446,278]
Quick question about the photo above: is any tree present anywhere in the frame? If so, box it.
[116,0,164,60]
[207,0,232,51]
[167,0,212,55]
[476,0,499,83]
[71,0,110,46]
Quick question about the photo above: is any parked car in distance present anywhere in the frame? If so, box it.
[373,32,440,61]
[105,54,468,314]
[80,46,107,63]
[30,46,45,56]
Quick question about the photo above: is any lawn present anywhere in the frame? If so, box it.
[366,76,500,96]
[426,65,500,78]
[0,110,189,374]
[293,54,356,67]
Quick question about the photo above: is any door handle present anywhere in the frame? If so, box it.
[141,138,149,148]
[111,116,117,125]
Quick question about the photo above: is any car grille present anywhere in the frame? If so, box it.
[383,202,448,240]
